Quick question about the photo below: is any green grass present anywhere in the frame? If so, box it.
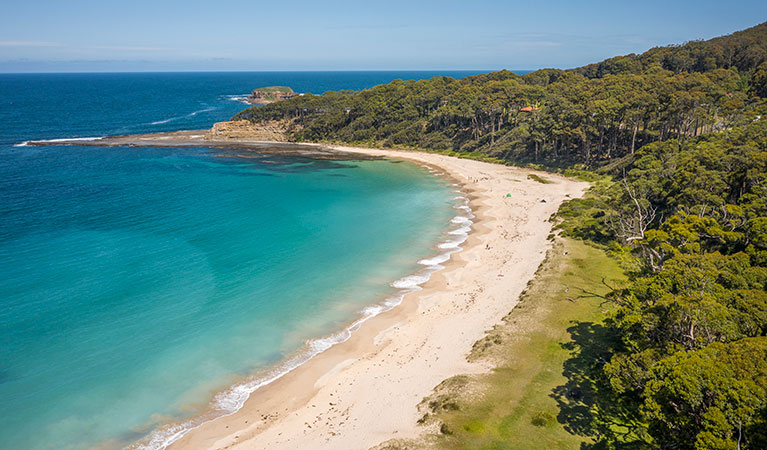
[414,238,647,449]
[527,173,553,184]
[553,179,619,246]
[252,86,294,93]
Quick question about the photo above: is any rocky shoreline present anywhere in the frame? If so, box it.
[244,87,300,105]
[26,120,291,147]
[24,121,379,161]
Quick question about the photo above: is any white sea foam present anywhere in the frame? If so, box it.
[150,118,175,125]
[451,215,472,224]
[149,107,218,126]
[418,252,452,266]
[449,224,471,235]
[136,176,475,450]
[37,136,105,143]
[391,273,431,289]
[359,303,388,319]
[439,234,468,249]
[137,326,357,450]
[224,94,251,104]
[16,136,105,146]
[351,293,405,329]
[187,106,217,117]
[222,93,305,105]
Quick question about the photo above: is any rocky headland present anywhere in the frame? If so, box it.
[205,119,292,141]
[244,86,300,105]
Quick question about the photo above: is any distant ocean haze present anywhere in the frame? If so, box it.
[0,71,477,449]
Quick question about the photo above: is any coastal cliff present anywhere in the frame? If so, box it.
[245,86,299,105]
[205,119,293,142]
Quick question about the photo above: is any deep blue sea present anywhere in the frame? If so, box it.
[0,71,481,449]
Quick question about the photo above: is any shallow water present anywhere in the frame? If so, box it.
[0,72,476,449]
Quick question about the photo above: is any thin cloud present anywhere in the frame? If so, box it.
[88,45,173,52]
[0,41,62,47]
[0,42,175,52]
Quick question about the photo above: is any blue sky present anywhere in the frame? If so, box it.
[1,0,765,72]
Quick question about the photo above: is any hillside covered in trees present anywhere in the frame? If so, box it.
[235,22,767,168]
[555,114,767,449]
[235,23,767,449]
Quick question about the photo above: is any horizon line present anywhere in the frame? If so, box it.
[0,68,537,75]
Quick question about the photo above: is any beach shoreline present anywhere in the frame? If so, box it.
[127,152,475,450]
[107,138,586,449]
[42,132,588,450]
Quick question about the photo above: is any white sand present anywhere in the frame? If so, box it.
[159,145,588,450]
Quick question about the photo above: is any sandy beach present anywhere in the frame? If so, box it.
[8,16,763,450]
[31,133,588,449]
[88,139,584,450]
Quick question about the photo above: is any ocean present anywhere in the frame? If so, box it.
[0,71,481,449]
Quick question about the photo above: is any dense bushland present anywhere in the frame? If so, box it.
[235,23,767,169]
[237,22,767,449]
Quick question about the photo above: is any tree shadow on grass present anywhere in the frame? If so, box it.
[551,321,650,449]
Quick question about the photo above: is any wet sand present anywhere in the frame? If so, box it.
[44,133,588,449]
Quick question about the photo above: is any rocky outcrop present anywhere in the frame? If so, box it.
[204,120,293,142]
[245,87,299,105]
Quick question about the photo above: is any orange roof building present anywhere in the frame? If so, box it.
[520,106,540,112]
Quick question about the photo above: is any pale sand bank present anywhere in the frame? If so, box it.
[31,133,588,448]
[131,143,587,450]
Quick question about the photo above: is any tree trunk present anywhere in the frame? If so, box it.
[631,122,639,154]
[491,116,496,146]
[597,127,604,157]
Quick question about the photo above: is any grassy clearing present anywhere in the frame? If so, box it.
[252,86,294,93]
[527,173,552,184]
[397,238,638,450]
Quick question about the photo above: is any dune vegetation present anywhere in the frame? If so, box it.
[238,23,767,449]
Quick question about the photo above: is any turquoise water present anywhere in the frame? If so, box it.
[0,73,472,449]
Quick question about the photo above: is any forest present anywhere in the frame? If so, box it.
[235,23,767,167]
[235,23,767,449]
[555,115,767,448]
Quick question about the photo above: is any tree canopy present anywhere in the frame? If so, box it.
[234,23,767,170]
[232,23,767,449]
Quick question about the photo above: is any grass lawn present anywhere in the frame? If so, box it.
[252,86,294,93]
[414,238,645,449]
